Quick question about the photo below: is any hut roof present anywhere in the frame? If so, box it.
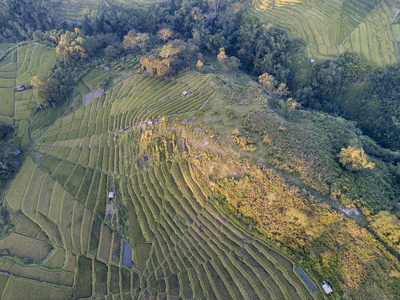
[322,281,333,294]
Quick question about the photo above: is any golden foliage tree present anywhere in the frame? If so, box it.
[140,55,172,76]
[231,129,257,152]
[279,97,299,118]
[31,75,50,108]
[140,39,196,77]
[196,60,204,70]
[217,48,240,71]
[123,30,149,51]
[258,73,276,91]
[217,47,229,65]
[56,30,89,64]
[157,28,174,43]
[159,44,180,59]
[274,82,289,99]
[338,146,375,171]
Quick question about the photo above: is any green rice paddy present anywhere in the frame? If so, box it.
[0,70,324,298]
[53,0,164,22]
[252,0,400,65]
[0,43,56,128]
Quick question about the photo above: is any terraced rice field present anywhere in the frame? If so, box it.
[108,0,164,5]
[252,0,400,65]
[52,0,100,22]
[1,71,322,298]
[0,44,56,125]
[53,0,164,22]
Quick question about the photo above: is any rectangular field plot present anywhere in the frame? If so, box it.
[0,233,52,260]
[74,256,93,299]
[98,223,113,261]
[37,174,56,216]
[48,181,65,224]
[13,212,43,240]
[94,259,108,295]
[10,264,74,286]
[2,277,72,300]
[0,88,14,117]
[6,157,37,211]
[0,77,15,88]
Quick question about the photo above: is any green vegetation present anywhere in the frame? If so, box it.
[0,44,56,123]
[0,66,326,298]
[291,52,400,150]
[338,146,375,171]
[192,72,400,297]
[0,0,400,299]
[251,0,399,65]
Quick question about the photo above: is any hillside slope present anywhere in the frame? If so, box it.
[0,71,323,299]
[251,0,400,65]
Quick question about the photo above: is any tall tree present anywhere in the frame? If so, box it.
[123,30,149,51]
[31,75,66,108]
[338,146,375,171]
[56,30,90,64]
[157,28,174,43]
[258,73,276,91]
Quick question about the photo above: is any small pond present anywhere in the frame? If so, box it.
[296,265,316,291]
[122,241,133,269]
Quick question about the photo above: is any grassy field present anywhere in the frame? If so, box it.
[251,0,400,65]
[0,69,324,298]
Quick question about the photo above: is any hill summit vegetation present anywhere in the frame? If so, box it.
[0,0,399,299]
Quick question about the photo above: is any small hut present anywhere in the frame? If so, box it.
[17,85,26,91]
[182,91,188,96]
[108,192,114,199]
[310,59,316,63]
[104,66,110,71]
[322,281,333,294]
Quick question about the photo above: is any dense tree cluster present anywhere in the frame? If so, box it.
[160,0,296,81]
[0,125,18,189]
[56,29,90,64]
[291,52,400,150]
[31,75,68,108]
[0,0,60,41]
[140,40,198,76]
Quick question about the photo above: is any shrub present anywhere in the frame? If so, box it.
[279,97,299,118]
[231,130,257,152]
[258,73,276,91]
[338,146,375,171]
